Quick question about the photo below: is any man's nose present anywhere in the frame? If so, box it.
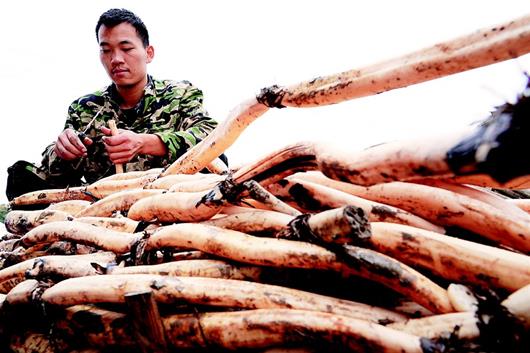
[111,50,125,64]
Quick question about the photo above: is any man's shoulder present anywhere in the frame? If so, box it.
[69,87,107,108]
[153,78,193,88]
[151,78,200,96]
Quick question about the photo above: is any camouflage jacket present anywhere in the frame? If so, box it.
[41,76,218,184]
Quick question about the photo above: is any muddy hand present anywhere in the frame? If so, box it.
[55,128,93,160]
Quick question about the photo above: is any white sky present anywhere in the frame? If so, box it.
[1,0,529,204]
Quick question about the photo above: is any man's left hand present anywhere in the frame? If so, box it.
[101,127,143,164]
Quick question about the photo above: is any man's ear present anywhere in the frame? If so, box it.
[146,45,155,63]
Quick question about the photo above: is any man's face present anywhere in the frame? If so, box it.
[97,22,154,88]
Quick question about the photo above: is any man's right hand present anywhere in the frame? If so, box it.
[54,128,93,160]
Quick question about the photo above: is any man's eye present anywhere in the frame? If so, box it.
[123,48,133,52]
[100,49,110,54]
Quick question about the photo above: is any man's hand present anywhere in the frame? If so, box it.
[101,127,143,164]
[54,128,93,160]
[101,127,168,164]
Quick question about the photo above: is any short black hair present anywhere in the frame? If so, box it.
[95,8,149,47]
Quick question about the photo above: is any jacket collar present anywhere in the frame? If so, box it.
[104,75,155,107]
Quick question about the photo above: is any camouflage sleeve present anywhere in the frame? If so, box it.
[154,84,218,162]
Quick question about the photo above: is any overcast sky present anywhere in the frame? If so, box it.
[1,0,529,204]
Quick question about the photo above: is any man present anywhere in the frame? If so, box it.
[6,8,224,201]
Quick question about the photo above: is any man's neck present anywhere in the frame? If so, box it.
[115,76,148,109]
